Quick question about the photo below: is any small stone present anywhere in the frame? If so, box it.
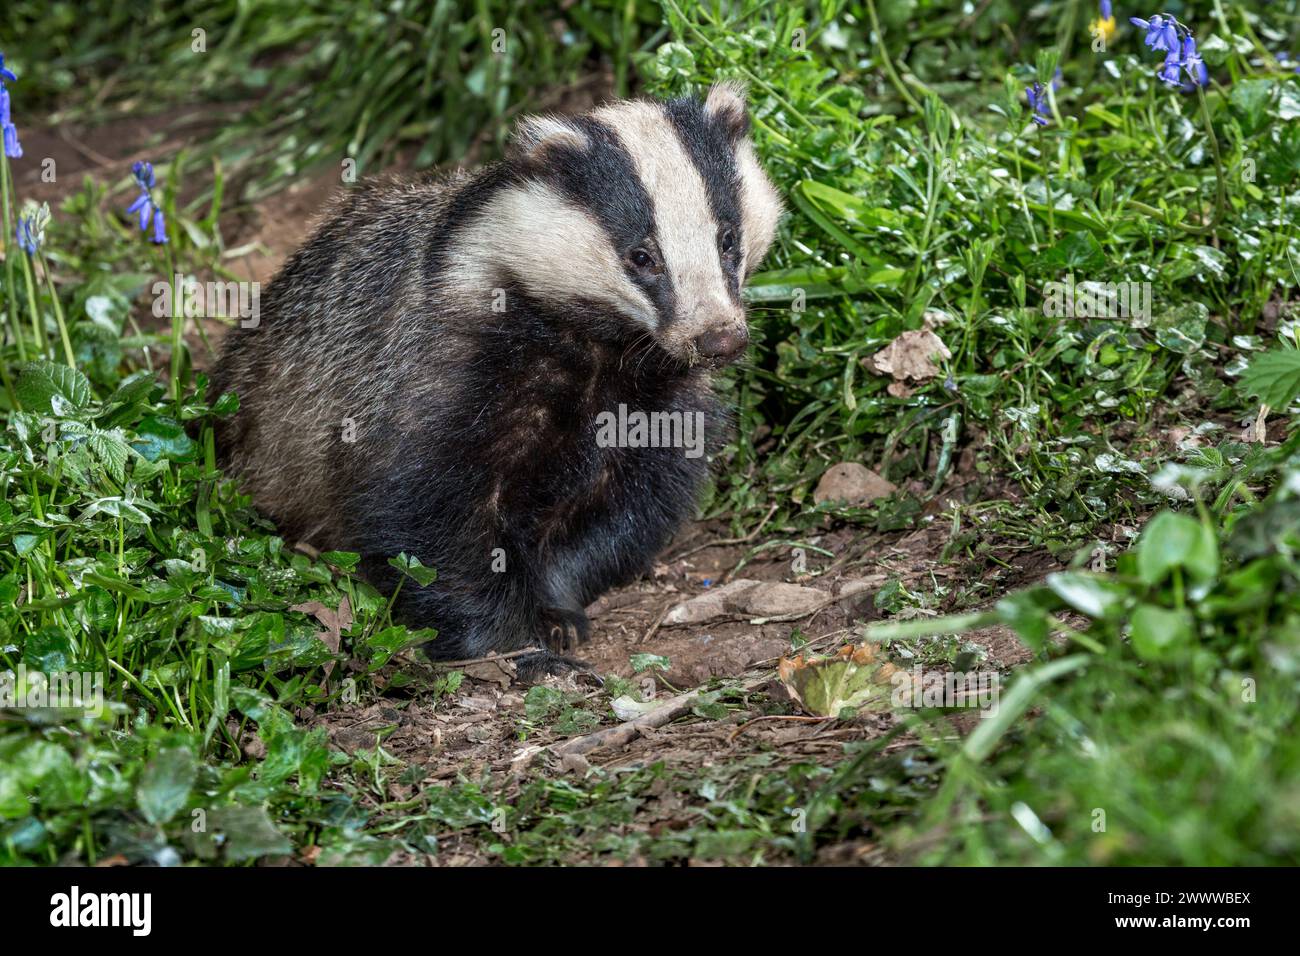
[813,463,896,506]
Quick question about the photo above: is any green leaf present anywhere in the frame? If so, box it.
[1136,512,1220,587]
[131,415,196,462]
[1129,604,1194,661]
[1241,349,1300,409]
[388,552,437,587]
[1045,571,1130,620]
[1043,231,1104,270]
[136,747,197,825]
[962,655,1091,763]
[16,361,92,416]
[86,428,133,483]
[210,806,292,862]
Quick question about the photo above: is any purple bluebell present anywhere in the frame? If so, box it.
[1158,50,1183,86]
[1131,14,1178,53]
[15,216,38,255]
[0,58,21,159]
[1100,0,1112,18]
[1178,36,1208,88]
[1026,81,1051,126]
[126,160,168,244]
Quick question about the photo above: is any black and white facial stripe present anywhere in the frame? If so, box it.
[444,82,782,365]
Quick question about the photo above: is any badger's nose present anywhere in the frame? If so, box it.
[694,326,749,362]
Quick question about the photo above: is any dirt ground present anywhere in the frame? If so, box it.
[26,111,1063,864]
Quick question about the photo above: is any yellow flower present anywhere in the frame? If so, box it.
[1091,16,1118,44]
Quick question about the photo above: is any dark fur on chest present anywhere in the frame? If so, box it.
[338,292,727,661]
[212,180,731,667]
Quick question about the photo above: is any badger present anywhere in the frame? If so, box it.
[212,83,782,679]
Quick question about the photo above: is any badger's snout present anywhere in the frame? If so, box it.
[694,325,749,363]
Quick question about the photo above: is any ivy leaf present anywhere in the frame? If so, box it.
[131,415,196,462]
[136,747,197,825]
[1241,348,1300,409]
[388,552,437,587]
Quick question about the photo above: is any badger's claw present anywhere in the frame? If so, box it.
[539,606,592,653]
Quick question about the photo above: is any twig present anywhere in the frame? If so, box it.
[549,672,771,757]
[639,600,674,645]
[428,648,538,669]
[728,713,832,742]
[666,502,779,562]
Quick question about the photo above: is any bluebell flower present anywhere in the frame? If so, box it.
[0,60,21,159]
[1026,82,1051,126]
[126,160,168,244]
[14,203,48,256]
[1158,50,1183,86]
[15,218,38,255]
[1131,14,1178,53]
[1179,36,1208,88]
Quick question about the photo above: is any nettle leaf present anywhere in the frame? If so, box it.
[1136,512,1220,588]
[1241,348,1300,409]
[86,428,133,483]
[136,747,198,825]
[16,361,92,416]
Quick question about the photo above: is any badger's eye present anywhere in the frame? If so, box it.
[720,228,736,254]
[629,247,659,273]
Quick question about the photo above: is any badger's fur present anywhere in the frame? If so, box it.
[212,83,782,678]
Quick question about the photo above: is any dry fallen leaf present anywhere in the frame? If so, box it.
[291,596,352,682]
[777,643,899,718]
[864,329,952,397]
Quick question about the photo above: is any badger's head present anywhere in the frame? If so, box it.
[447,83,782,367]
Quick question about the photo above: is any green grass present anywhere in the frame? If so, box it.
[2,0,1299,865]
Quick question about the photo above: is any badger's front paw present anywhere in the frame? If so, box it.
[514,650,594,684]
[539,606,592,654]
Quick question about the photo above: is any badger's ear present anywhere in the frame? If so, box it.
[510,114,589,161]
[704,80,750,142]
